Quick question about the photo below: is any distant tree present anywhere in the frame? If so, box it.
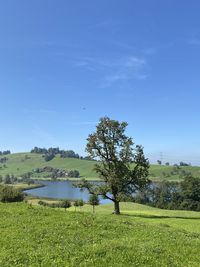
[179,162,190,167]
[31,146,80,159]
[0,151,10,156]
[180,176,200,210]
[0,157,8,163]
[83,156,95,161]
[44,153,55,162]
[165,162,170,166]
[0,185,24,202]
[21,172,32,180]
[157,160,162,165]
[134,176,200,212]
[67,170,80,178]
[77,117,150,214]
[78,199,84,210]
[89,194,99,213]
[4,174,12,184]
[25,155,30,160]
[173,164,179,167]
[10,174,17,183]
[31,147,48,154]
[60,200,71,211]
[74,199,84,211]
[60,150,79,159]
[74,200,79,211]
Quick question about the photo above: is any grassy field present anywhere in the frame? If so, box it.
[10,183,44,191]
[0,202,200,267]
[0,152,200,181]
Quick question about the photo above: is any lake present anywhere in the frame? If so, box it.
[24,180,110,204]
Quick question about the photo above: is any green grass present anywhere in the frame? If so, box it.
[0,153,97,180]
[74,202,200,234]
[0,202,200,266]
[0,152,200,181]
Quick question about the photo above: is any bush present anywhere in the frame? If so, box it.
[133,176,200,212]
[43,153,55,162]
[59,200,71,209]
[0,185,24,202]
[74,199,84,210]
[67,170,80,178]
[38,199,71,209]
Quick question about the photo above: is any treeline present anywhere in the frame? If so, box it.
[31,147,79,158]
[0,157,8,164]
[0,168,80,183]
[38,200,71,209]
[157,161,191,166]
[30,147,94,162]
[0,184,24,202]
[163,166,191,179]
[135,176,200,211]
[0,173,35,185]
[33,167,80,179]
[0,150,11,155]
[0,174,18,184]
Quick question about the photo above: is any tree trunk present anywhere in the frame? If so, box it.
[114,201,120,215]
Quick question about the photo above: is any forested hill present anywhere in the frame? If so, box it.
[0,152,200,181]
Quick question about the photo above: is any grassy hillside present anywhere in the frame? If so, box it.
[0,152,200,181]
[0,153,97,180]
[0,202,200,266]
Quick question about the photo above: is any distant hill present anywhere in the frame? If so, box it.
[0,152,200,181]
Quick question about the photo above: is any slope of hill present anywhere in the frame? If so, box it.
[0,152,200,181]
[0,202,200,267]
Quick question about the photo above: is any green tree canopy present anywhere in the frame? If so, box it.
[77,117,150,214]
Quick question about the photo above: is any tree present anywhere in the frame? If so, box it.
[77,117,150,214]
[4,174,12,184]
[157,160,162,165]
[89,194,99,213]
[180,176,200,210]
[179,161,190,166]
[74,199,79,211]
[74,199,84,211]
[60,199,71,211]
[78,199,84,210]
[0,185,24,202]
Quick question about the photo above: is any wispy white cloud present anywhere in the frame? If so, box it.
[74,55,148,87]
[101,56,147,88]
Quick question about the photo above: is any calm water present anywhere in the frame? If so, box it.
[24,180,110,204]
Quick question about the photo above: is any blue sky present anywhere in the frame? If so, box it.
[1,0,200,164]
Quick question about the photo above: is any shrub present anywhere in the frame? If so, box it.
[74,199,84,211]
[67,170,80,178]
[59,200,71,209]
[0,185,24,202]
[38,199,71,209]
[89,194,99,213]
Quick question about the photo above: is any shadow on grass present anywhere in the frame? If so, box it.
[121,213,200,220]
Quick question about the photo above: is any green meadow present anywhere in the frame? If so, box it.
[1,152,200,181]
[0,202,200,267]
